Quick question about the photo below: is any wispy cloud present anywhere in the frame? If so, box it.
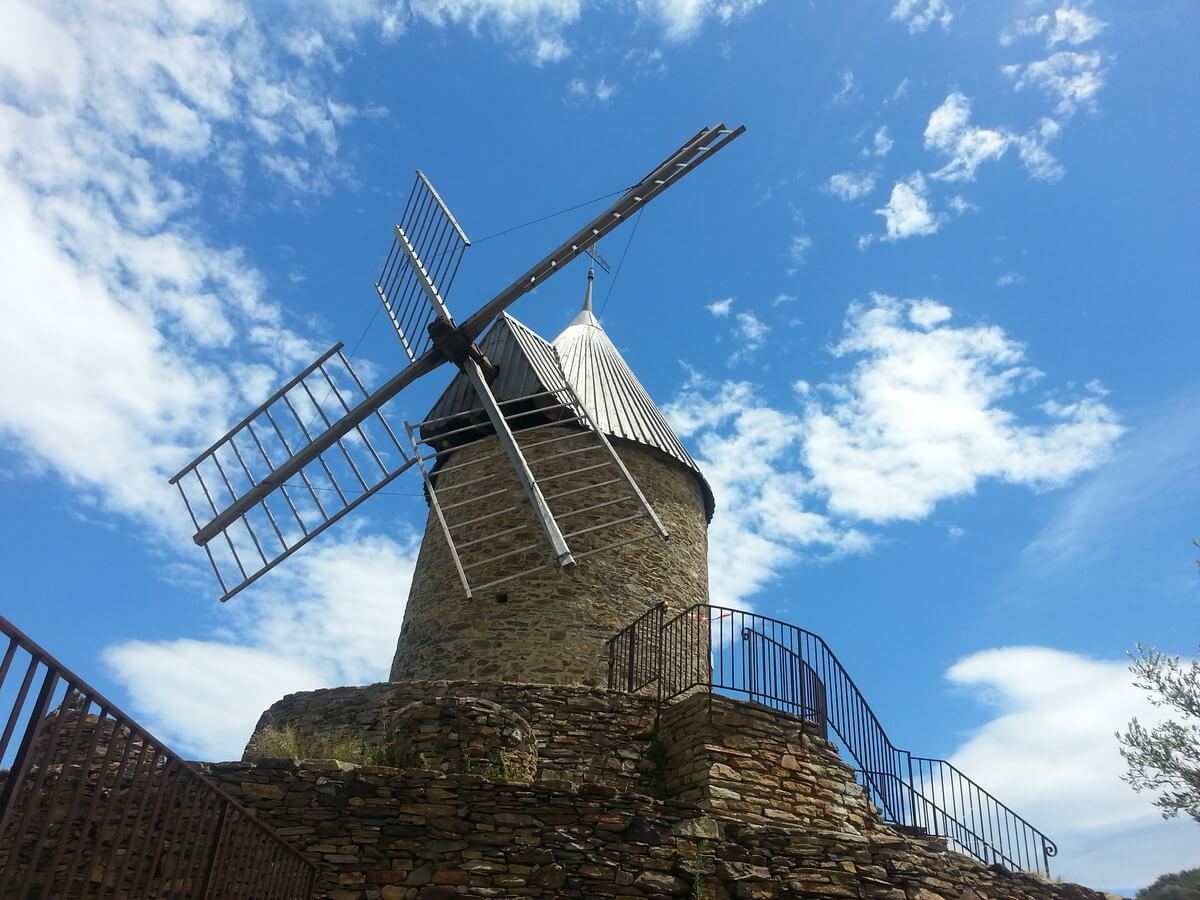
[566,76,619,103]
[868,126,893,157]
[788,234,813,264]
[870,172,943,242]
[924,91,1065,182]
[735,310,769,351]
[668,296,1123,607]
[802,294,1123,522]
[825,170,878,202]
[947,645,1199,889]
[0,0,355,549]
[665,375,871,609]
[106,530,419,759]
[636,0,767,43]
[708,297,734,316]
[890,0,952,33]
[1002,5,1108,48]
[924,93,1014,181]
[832,69,861,105]
[1020,387,1200,578]
[1004,50,1110,116]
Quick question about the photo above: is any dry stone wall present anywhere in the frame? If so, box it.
[390,434,710,687]
[239,683,1107,900]
[249,681,661,796]
[390,696,537,784]
[203,760,1108,900]
[659,694,882,834]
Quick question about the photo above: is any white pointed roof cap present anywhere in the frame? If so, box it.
[553,278,714,521]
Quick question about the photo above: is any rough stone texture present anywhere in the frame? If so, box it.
[202,759,1108,900]
[390,696,537,784]
[249,681,661,796]
[390,433,710,687]
[660,694,882,833]
[0,709,310,897]
[236,684,1110,900]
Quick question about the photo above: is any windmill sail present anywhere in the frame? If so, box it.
[169,347,413,602]
[375,171,470,362]
[170,122,745,603]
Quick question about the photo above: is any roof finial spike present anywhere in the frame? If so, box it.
[583,263,594,313]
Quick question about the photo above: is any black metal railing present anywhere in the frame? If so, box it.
[605,601,666,694]
[0,614,318,898]
[606,603,1058,875]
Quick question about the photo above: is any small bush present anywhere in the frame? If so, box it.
[248,725,396,766]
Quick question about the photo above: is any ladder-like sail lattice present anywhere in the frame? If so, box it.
[375,171,470,362]
[406,383,667,598]
[170,346,413,602]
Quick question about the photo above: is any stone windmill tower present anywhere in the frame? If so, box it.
[390,268,715,687]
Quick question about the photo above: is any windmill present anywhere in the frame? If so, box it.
[169,123,745,602]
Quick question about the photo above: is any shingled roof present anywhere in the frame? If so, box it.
[419,277,714,521]
[551,278,713,520]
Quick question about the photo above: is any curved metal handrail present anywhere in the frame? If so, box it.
[606,602,1058,876]
[738,626,828,736]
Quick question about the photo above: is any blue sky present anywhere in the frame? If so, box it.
[0,0,1196,892]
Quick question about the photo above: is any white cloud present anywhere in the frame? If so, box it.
[566,75,617,102]
[947,194,976,214]
[788,234,813,264]
[997,272,1025,287]
[106,531,419,759]
[667,296,1120,608]
[0,0,355,547]
[870,126,893,156]
[825,170,878,201]
[1003,5,1108,48]
[409,0,582,62]
[635,0,766,43]
[924,92,1013,181]
[1020,387,1200,579]
[1005,50,1109,116]
[594,76,618,101]
[735,311,769,350]
[873,173,942,240]
[708,297,734,316]
[832,69,861,105]
[409,0,762,61]
[801,294,1124,522]
[0,1,423,763]
[665,376,871,609]
[947,646,1199,889]
[924,92,1066,182]
[890,0,952,33]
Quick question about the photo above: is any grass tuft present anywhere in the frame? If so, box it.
[247,725,399,765]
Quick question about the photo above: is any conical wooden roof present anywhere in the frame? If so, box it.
[419,290,714,521]
[552,289,714,521]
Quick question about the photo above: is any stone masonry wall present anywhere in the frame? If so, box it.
[203,760,1108,900]
[659,694,883,834]
[249,681,661,796]
[390,434,710,687]
[390,696,538,784]
[241,684,1104,900]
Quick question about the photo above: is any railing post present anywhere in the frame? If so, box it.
[626,625,637,693]
[0,665,59,834]
[199,803,230,900]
